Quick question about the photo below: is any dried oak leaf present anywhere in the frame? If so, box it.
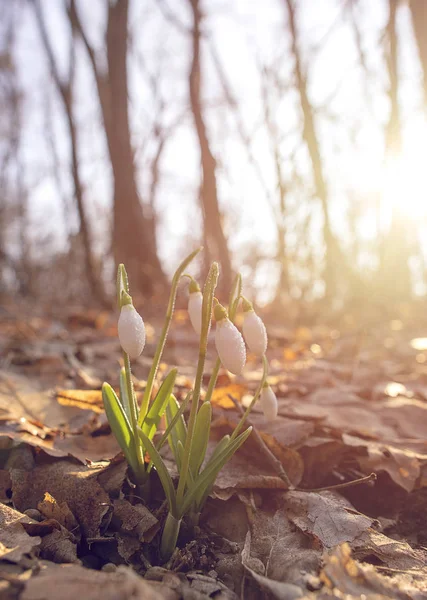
[21,562,178,600]
[37,492,80,536]
[286,490,374,548]
[112,499,158,543]
[351,528,427,571]
[11,460,112,539]
[56,389,104,414]
[0,504,41,563]
[320,543,427,600]
[343,434,424,493]
[241,530,304,599]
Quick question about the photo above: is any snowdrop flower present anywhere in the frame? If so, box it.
[188,279,203,336]
[214,303,246,375]
[260,383,278,421]
[118,300,146,359]
[242,298,267,356]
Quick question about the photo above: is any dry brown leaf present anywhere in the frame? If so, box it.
[37,492,80,535]
[320,543,427,599]
[286,490,374,548]
[112,499,158,543]
[343,434,424,493]
[11,460,112,539]
[21,563,178,600]
[241,530,304,599]
[210,383,247,409]
[0,504,41,563]
[56,389,104,413]
[351,528,427,571]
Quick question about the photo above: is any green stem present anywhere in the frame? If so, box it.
[160,512,182,562]
[138,248,202,426]
[176,263,219,506]
[204,358,221,404]
[230,355,269,441]
[123,351,145,479]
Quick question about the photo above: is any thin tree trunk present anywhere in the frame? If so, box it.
[378,0,412,300]
[33,0,108,306]
[69,0,165,297]
[187,0,232,291]
[284,0,340,299]
[409,0,427,106]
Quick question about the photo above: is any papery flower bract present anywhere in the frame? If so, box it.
[118,303,146,359]
[242,309,268,356]
[260,384,278,421]
[188,291,203,336]
[214,305,246,375]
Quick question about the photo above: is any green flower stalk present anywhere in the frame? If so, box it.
[103,252,274,564]
[102,250,201,489]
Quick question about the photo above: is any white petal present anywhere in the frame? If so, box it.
[188,291,203,335]
[215,319,246,375]
[118,304,146,358]
[260,386,278,421]
[242,311,267,356]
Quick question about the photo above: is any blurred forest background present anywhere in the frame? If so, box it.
[0,0,427,320]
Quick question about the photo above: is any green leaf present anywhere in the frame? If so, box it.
[166,394,187,466]
[119,366,131,422]
[155,391,191,453]
[180,427,252,516]
[189,401,211,477]
[142,368,177,440]
[138,428,177,515]
[102,382,139,476]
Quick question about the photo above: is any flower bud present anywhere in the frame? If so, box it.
[188,280,203,336]
[214,304,246,375]
[118,303,146,359]
[242,303,267,356]
[260,384,278,421]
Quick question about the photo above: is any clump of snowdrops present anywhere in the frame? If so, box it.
[102,248,278,561]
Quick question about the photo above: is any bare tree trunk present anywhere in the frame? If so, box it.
[32,0,108,306]
[259,67,290,302]
[377,0,412,300]
[409,0,427,106]
[284,0,340,300]
[187,0,232,291]
[69,0,165,297]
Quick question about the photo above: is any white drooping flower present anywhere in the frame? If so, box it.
[214,304,246,375]
[242,301,268,356]
[260,384,278,421]
[118,303,146,359]
[188,290,203,336]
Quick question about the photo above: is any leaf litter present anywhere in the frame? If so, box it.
[1,308,427,598]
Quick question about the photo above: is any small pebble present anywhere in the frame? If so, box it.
[24,509,43,522]
[102,563,117,573]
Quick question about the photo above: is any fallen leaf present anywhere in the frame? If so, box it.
[56,389,104,413]
[286,490,374,548]
[37,492,80,535]
[11,460,112,539]
[210,384,247,409]
[0,504,41,563]
[21,563,178,600]
[241,530,304,599]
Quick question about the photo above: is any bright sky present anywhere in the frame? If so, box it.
[8,0,427,300]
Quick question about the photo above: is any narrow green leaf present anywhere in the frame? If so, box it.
[166,394,187,465]
[155,391,191,453]
[189,401,211,477]
[119,366,131,422]
[180,427,252,516]
[102,382,139,475]
[138,428,177,515]
[142,368,177,440]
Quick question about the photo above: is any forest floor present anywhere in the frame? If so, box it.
[1,300,427,600]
